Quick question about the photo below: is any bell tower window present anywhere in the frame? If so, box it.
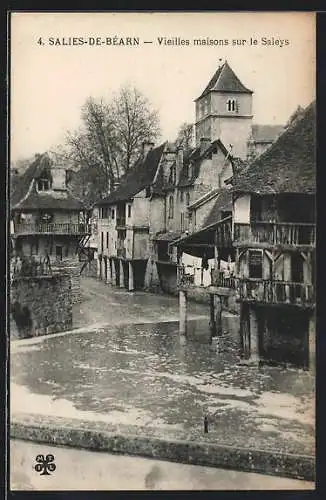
[227,99,237,112]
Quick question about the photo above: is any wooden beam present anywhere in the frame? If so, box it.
[180,243,216,248]
[300,251,308,261]
[264,249,274,262]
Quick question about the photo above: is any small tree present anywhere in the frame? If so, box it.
[175,122,194,151]
[112,85,160,173]
[65,86,161,204]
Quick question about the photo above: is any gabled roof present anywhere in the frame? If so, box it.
[195,61,253,101]
[11,153,84,211]
[232,101,316,195]
[250,124,284,144]
[202,189,233,227]
[96,143,166,206]
[153,231,182,242]
[177,139,231,188]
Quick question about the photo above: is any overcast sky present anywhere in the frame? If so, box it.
[10,12,315,162]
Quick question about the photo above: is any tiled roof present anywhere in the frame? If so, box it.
[250,124,284,143]
[153,231,182,242]
[188,187,221,210]
[11,153,84,211]
[202,189,233,227]
[96,143,166,206]
[196,61,253,100]
[232,101,316,195]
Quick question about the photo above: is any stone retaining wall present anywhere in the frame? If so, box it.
[10,414,315,482]
[10,274,72,338]
[52,259,81,304]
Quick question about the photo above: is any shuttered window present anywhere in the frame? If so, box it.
[248,250,263,279]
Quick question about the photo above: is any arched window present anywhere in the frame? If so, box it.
[186,192,190,206]
[188,164,193,180]
[227,99,237,112]
[168,195,174,219]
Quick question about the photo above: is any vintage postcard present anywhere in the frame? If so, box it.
[9,11,316,491]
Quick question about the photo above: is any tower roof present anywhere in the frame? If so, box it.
[195,60,253,100]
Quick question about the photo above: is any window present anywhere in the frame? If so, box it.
[248,250,263,279]
[111,209,115,219]
[106,232,109,249]
[37,179,50,191]
[101,232,104,252]
[188,164,193,180]
[100,207,108,219]
[186,192,190,206]
[128,205,131,218]
[65,245,69,257]
[180,191,184,202]
[168,195,174,219]
[227,99,237,112]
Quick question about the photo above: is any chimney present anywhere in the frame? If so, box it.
[142,141,154,157]
[200,137,211,155]
[176,146,184,184]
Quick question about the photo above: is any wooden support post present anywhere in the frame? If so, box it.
[106,259,112,285]
[128,261,134,292]
[111,259,116,286]
[119,260,124,288]
[249,307,260,365]
[214,295,223,337]
[96,257,101,279]
[308,313,315,372]
[209,294,216,341]
[179,290,187,339]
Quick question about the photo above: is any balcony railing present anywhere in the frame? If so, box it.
[177,265,237,289]
[211,269,237,289]
[234,222,316,247]
[14,223,91,235]
[237,278,315,307]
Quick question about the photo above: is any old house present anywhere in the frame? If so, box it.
[95,142,166,291]
[150,138,235,294]
[11,152,90,302]
[232,101,316,368]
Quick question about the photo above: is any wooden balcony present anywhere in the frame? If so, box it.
[13,222,91,236]
[177,265,235,295]
[234,222,316,248]
[237,278,315,308]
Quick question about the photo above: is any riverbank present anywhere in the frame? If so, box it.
[10,277,315,483]
[11,413,315,482]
